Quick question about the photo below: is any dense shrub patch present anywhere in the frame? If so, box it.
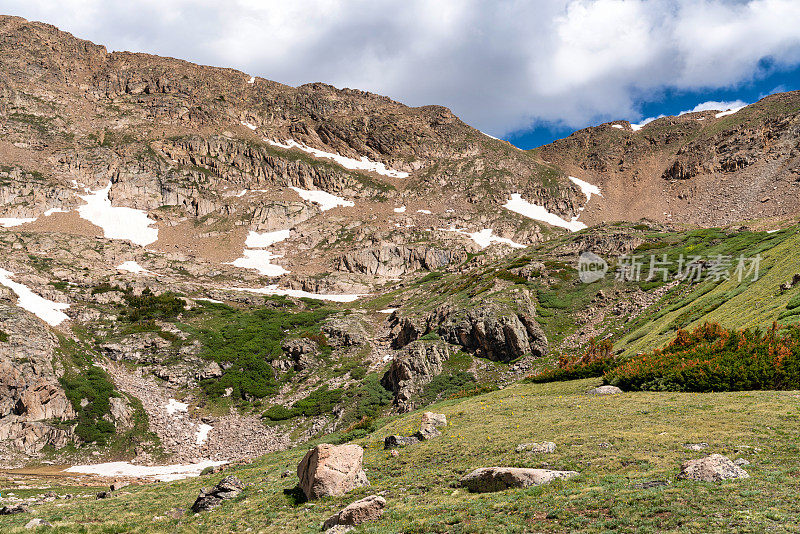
[120,288,186,322]
[60,366,119,444]
[606,322,800,392]
[421,371,477,404]
[262,386,345,421]
[0,329,8,342]
[199,306,333,400]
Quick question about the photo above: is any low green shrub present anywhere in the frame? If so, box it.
[120,288,186,322]
[0,330,7,342]
[421,371,477,404]
[528,338,615,383]
[60,366,119,445]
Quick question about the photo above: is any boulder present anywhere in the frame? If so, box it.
[110,480,130,491]
[677,454,749,482]
[322,317,367,347]
[96,491,112,499]
[191,475,244,512]
[25,518,52,529]
[460,467,578,493]
[383,435,420,449]
[587,385,623,395]
[416,411,447,440]
[683,443,709,451]
[282,338,318,371]
[516,441,556,454]
[297,444,369,500]
[322,495,386,530]
[0,503,29,514]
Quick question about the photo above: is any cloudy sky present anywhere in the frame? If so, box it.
[3,0,800,148]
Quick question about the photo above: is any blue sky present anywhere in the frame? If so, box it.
[507,64,800,149]
[3,0,800,151]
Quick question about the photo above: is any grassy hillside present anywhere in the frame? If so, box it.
[2,378,799,532]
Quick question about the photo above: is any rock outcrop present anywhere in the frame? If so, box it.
[334,246,468,277]
[0,302,75,458]
[460,467,579,493]
[297,444,369,500]
[381,341,453,410]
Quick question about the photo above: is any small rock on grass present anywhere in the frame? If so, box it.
[191,476,244,513]
[25,518,52,529]
[677,454,749,482]
[515,441,556,454]
[587,385,623,395]
[323,495,386,530]
[460,467,578,493]
[683,443,709,451]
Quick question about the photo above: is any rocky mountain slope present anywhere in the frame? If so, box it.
[1,13,800,477]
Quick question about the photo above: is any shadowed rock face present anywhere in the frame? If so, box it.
[191,476,244,513]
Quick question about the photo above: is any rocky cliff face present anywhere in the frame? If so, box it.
[0,301,74,460]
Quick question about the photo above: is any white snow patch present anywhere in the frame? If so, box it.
[611,124,624,129]
[767,229,781,234]
[382,354,393,362]
[568,176,602,201]
[229,285,362,302]
[0,217,37,228]
[77,183,158,246]
[116,261,153,276]
[290,186,354,211]
[165,399,188,415]
[241,121,257,130]
[64,460,226,482]
[0,268,69,326]
[267,138,410,178]
[393,206,406,213]
[226,249,289,277]
[715,106,747,118]
[247,76,255,84]
[481,131,500,140]
[44,208,68,216]
[503,194,586,232]
[235,190,247,197]
[444,227,526,249]
[245,229,290,248]
[378,308,398,314]
[416,209,432,215]
[197,297,224,304]
[196,424,213,445]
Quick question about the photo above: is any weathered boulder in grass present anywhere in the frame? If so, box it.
[191,475,244,512]
[323,494,386,530]
[587,385,623,395]
[677,454,749,482]
[297,444,369,499]
[415,411,447,440]
[516,441,556,453]
[25,518,51,529]
[384,435,420,449]
[0,503,29,514]
[460,467,578,493]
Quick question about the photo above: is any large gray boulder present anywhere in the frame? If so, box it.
[460,467,578,493]
[323,495,386,530]
[677,454,749,482]
[297,444,369,499]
